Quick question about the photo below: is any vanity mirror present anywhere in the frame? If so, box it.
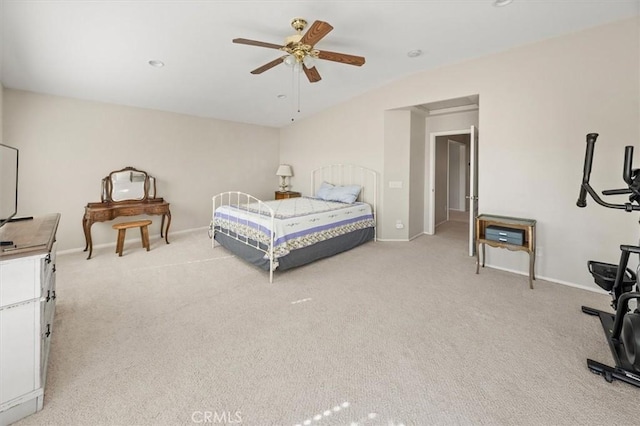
[101,166,156,203]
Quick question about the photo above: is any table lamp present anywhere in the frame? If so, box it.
[276,165,293,192]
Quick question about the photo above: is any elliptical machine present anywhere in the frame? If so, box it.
[577,132,640,387]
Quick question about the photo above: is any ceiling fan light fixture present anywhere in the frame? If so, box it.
[284,54,296,67]
[302,55,316,68]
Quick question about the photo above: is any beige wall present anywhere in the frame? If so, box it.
[280,17,640,290]
[3,90,280,251]
[382,110,410,240]
[0,82,3,138]
[409,110,425,239]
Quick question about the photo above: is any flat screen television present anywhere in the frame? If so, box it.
[0,143,19,230]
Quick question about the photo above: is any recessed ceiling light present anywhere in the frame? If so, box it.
[148,60,165,68]
[407,49,422,58]
[493,0,514,6]
[277,94,287,99]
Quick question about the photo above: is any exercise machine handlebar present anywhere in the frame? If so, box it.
[577,133,640,212]
[624,146,635,185]
[577,133,598,208]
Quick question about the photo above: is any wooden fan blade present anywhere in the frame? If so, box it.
[251,56,286,74]
[303,65,322,83]
[233,38,283,50]
[317,50,365,66]
[299,21,333,47]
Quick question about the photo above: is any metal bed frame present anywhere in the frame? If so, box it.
[211,165,377,283]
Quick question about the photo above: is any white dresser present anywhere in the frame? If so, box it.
[0,214,60,426]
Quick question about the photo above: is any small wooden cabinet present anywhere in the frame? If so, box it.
[475,214,537,289]
[275,191,301,200]
[0,214,60,425]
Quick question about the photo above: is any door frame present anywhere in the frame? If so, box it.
[469,125,478,256]
[427,129,473,235]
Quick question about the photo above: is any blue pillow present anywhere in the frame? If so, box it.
[316,181,334,200]
[318,183,362,204]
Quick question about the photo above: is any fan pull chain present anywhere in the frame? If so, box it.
[290,64,296,121]
[290,63,302,121]
[297,65,301,114]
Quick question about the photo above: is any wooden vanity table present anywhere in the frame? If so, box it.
[82,167,171,259]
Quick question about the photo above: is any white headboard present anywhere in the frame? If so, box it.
[311,164,378,237]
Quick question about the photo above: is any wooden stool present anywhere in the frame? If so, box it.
[112,220,152,256]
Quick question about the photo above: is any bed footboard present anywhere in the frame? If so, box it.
[211,192,276,283]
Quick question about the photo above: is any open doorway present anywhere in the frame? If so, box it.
[426,125,479,255]
[447,136,470,224]
[429,130,471,230]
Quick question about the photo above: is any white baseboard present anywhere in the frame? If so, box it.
[481,263,607,294]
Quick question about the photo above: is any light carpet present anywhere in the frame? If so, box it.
[14,221,636,426]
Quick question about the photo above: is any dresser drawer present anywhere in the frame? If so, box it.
[0,258,38,307]
[0,302,38,402]
[485,225,525,246]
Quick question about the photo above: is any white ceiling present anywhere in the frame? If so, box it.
[1,1,638,128]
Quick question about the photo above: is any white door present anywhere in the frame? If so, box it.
[469,125,479,256]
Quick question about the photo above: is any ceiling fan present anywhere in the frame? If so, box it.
[233,18,366,83]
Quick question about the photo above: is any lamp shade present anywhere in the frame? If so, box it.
[276,164,293,177]
[302,55,316,68]
[284,55,296,67]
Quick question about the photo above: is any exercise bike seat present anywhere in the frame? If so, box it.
[587,260,636,292]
